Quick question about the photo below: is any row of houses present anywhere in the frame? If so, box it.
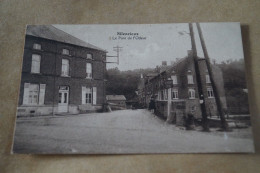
[18,25,107,116]
[137,51,227,124]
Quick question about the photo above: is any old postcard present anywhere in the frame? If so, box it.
[12,23,255,154]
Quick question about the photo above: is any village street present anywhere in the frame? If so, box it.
[13,109,254,154]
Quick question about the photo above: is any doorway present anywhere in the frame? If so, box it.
[58,86,69,113]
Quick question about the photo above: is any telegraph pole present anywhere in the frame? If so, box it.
[113,45,123,65]
[196,23,228,131]
[189,23,209,131]
[103,46,122,112]
[106,45,122,64]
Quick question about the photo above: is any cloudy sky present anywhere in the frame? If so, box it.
[55,23,244,71]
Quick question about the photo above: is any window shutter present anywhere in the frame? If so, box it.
[82,87,86,104]
[23,83,30,105]
[93,87,97,105]
[39,84,46,105]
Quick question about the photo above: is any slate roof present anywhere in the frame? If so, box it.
[26,25,107,52]
[106,95,127,101]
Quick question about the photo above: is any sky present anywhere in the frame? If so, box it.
[55,23,244,71]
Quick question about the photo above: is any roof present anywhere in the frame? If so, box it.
[26,25,107,52]
[146,73,159,77]
[147,56,189,82]
[106,95,127,101]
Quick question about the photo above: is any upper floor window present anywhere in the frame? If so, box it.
[172,89,178,99]
[187,74,194,84]
[62,48,70,55]
[33,43,41,50]
[188,88,195,99]
[206,74,211,83]
[207,87,214,98]
[171,75,178,84]
[86,63,92,78]
[31,54,41,73]
[87,53,93,60]
[61,59,69,76]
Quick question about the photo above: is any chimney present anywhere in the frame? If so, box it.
[188,50,193,57]
[155,66,160,73]
[162,61,167,66]
[160,61,167,73]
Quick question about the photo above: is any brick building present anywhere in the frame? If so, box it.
[17,25,107,116]
[137,51,227,123]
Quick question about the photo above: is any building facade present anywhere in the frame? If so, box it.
[17,25,107,116]
[137,51,227,123]
[106,95,127,108]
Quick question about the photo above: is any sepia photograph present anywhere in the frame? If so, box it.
[12,23,255,154]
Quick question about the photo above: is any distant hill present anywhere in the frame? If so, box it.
[106,67,156,100]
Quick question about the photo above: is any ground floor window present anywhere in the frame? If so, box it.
[23,83,46,105]
[86,89,92,103]
[82,86,97,105]
[207,87,214,98]
[164,89,168,100]
[161,90,164,100]
[188,88,195,99]
[29,84,39,104]
[172,88,178,99]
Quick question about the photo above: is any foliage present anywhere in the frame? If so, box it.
[106,67,155,100]
[216,59,249,114]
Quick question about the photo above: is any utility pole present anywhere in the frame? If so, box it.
[189,23,209,131]
[113,45,123,64]
[103,46,122,112]
[106,45,122,64]
[196,23,228,131]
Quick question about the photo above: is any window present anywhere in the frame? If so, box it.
[161,90,164,100]
[87,53,92,60]
[86,63,92,78]
[33,43,41,50]
[85,89,92,104]
[31,54,41,73]
[28,84,39,104]
[82,87,92,104]
[61,59,69,76]
[191,106,196,112]
[207,87,214,98]
[23,83,46,105]
[82,87,97,104]
[164,89,168,100]
[188,88,195,99]
[187,74,194,84]
[171,75,178,84]
[62,48,70,55]
[172,89,178,99]
[206,74,211,83]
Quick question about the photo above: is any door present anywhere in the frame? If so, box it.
[58,86,69,113]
